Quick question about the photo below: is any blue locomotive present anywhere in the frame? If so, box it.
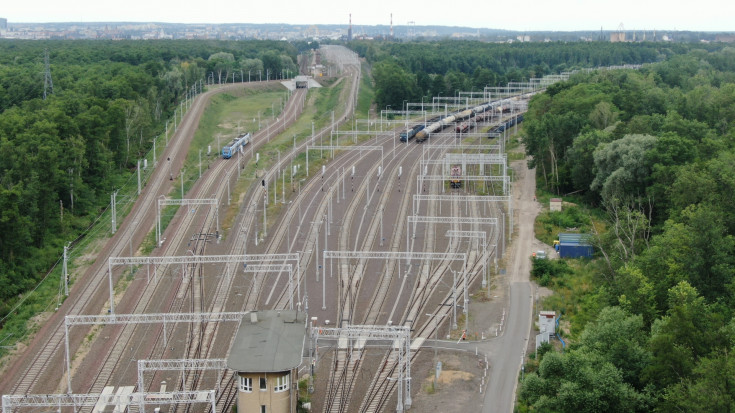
[222,132,251,159]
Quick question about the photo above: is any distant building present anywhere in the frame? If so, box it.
[227,310,306,413]
[0,18,7,31]
[610,32,626,42]
[716,34,735,43]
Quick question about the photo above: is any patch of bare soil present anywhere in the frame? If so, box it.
[408,351,486,412]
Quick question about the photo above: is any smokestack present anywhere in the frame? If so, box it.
[390,14,393,39]
[348,13,353,41]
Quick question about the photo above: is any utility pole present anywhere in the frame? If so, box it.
[43,49,54,100]
[62,243,70,296]
[180,169,184,199]
[137,160,141,195]
[111,191,117,234]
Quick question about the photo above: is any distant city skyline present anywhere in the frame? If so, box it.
[3,0,734,32]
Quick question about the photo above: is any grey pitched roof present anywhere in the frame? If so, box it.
[226,310,306,372]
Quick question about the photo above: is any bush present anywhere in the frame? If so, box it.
[531,259,572,287]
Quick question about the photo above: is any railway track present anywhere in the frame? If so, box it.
[4,42,521,413]
[315,125,491,412]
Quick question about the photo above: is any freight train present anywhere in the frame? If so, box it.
[221,132,251,159]
[414,97,527,143]
[488,114,524,134]
[399,124,426,142]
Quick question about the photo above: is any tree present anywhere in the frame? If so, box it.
[261,50,282,81]
[578,306,651,389]
[660,350,735,412]
[520,343,652,412]
[591,134,658,202]
[208,52,235,84]
[589,101,619,130]
[240,58,263,81]
[643,281,719,390]
[566,129,613,196]
[372,60,416,111]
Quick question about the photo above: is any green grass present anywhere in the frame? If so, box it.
[537,259,607,339]
[355,62,375,118]
[534,204,593,246]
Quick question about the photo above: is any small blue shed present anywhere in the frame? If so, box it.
[556,233,593,258]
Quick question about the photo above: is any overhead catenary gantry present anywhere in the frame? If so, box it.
[106,253,300,314]
[63,312,250,393]
[412,194,512,239]
[1,391,216,413]
[417,174,510,194]
[412,194,511,215]
[422,143,504,159]
[420,153,507,187]
[445,230,494,292]
[156,198,219,247]
[137,359,228,394]
[322,250,467,326]
[406,216,497,322]
[312,324,412,412]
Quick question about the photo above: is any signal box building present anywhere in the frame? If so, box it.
[227,310,307,413]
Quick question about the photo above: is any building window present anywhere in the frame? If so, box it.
[239,376,252,393]
[274,373,290,392]
[260,406,266,413]
[259,377,267,391]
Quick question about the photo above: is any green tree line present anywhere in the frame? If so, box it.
[519,47,735,412]
[349,40,712,111]
[0,39,302,321]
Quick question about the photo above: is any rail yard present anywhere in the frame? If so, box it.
[0,45,546,413]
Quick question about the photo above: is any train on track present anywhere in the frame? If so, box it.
[221,132,251,159]
[399,124,425,142]
[450,165,462,188]
[414,97,526,143]
[488,113,524,134]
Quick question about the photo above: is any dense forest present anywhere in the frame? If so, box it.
[518,47,735,411]
[0,39,302,320]
[348,40,717,112]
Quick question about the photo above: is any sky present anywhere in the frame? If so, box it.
[3,0,734,32]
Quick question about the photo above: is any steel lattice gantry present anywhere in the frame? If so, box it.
[411,193,512,248]
[63,312,249,393]
[137,358,228,394]
[422,143,503,158]
[322,250,467,329]
[412,193,511,217]
[107,253,299,314]
[406,216,496,323]
[312,324,412,412]
[156,198,219,247]
[446,230,494,292]
[2,390,215,413]
[417,174,510,194]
